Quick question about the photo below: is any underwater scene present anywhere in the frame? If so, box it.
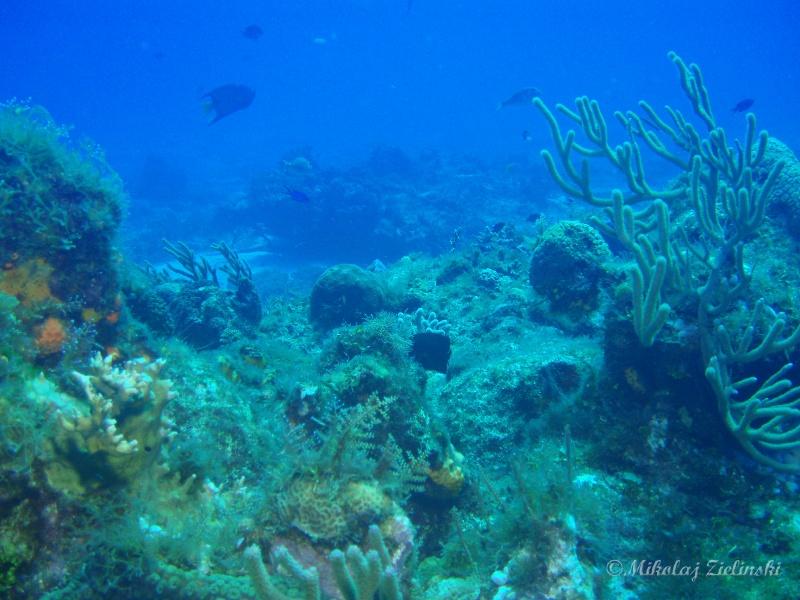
[2,1,800,598]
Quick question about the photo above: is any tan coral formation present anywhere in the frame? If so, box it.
[27,352,175,494]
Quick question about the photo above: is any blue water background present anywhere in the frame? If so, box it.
[1,0,798,236]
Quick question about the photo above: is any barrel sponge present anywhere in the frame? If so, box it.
[761,137,800,235]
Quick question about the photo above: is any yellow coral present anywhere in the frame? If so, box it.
[81,307,102,323]
[428,457,465,497]
[217,355,241,383]
[0,258,57,306]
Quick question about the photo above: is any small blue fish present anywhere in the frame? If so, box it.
[242,24,263,40]
[732,98,754,113]
[498,87,541,110]
[285,187,310,203]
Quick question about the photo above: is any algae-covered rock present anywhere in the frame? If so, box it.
[529,221,611,313]
[0,101,123,315]
[309,264,387,331]
[438,332,599,459]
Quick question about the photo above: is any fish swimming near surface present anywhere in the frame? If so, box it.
[202,84,255,124]
[732,98,755,112]
[242,25,263,40]
[497,87,541,109]
[285,187,310,203]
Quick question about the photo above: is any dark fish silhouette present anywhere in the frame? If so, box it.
[202,85,255,124]
[498,87,541,109]
[242,24,264,40]
[732,98,755,113]
[285,187,310,203]
[522,129,533,142]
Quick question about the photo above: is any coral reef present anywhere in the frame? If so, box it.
[3,53,800,600]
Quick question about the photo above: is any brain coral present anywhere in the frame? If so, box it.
[761,137,800,236]
[309,264,387,331]
[277,476,392,543]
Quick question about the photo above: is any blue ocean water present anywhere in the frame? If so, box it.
[2,1,800,598]
[2,0,798,181]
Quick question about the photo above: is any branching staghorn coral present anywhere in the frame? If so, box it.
[536,52,800,471]
[61,353,174,455]
[38,352,176,491]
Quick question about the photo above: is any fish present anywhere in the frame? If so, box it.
[732,98,755,113]
[285,187,310,203]
[522,129,533,142]
[242,24,264,40]
[497,87,541,109]
[202,84,255,124]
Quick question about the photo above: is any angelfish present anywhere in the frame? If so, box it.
[202,84,255,124]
